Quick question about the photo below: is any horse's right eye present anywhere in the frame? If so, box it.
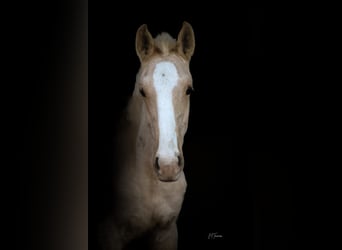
[139,88,146,97]
[186,86,194,95]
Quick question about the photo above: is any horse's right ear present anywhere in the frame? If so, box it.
[136,24,154,62]
[177,21,195,61]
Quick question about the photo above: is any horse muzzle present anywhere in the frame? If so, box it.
[155,155,183,182]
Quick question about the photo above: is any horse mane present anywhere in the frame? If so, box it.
[154,32,177,55]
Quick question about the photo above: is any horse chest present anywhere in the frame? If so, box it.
[132,175,186,227]
[151,179,186,223]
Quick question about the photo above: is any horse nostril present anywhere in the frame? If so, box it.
[155,157,160,170]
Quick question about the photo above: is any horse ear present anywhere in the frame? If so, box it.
[136,24,154,62]
[177,22,195,61]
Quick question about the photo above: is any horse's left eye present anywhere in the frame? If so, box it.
[186,86,194,95]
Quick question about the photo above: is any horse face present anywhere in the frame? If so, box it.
[137,58,193,182]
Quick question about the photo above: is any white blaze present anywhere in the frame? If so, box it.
[153,62,179,160]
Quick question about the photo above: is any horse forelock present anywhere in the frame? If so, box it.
[154,33,177,56]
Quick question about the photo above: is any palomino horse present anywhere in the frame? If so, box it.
[100,22,195,250]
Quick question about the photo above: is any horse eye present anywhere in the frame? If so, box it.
[186,86,194,95]
[139,88,146,97]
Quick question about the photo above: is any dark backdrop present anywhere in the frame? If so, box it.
[19,1,296,250]
[22,1,335,249]
[89,4,294,250]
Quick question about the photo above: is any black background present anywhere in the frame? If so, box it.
[18,1,299,250]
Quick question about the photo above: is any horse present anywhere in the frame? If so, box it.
[100,21,195,250]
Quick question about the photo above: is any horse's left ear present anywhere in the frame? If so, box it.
[177,22,195,61]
